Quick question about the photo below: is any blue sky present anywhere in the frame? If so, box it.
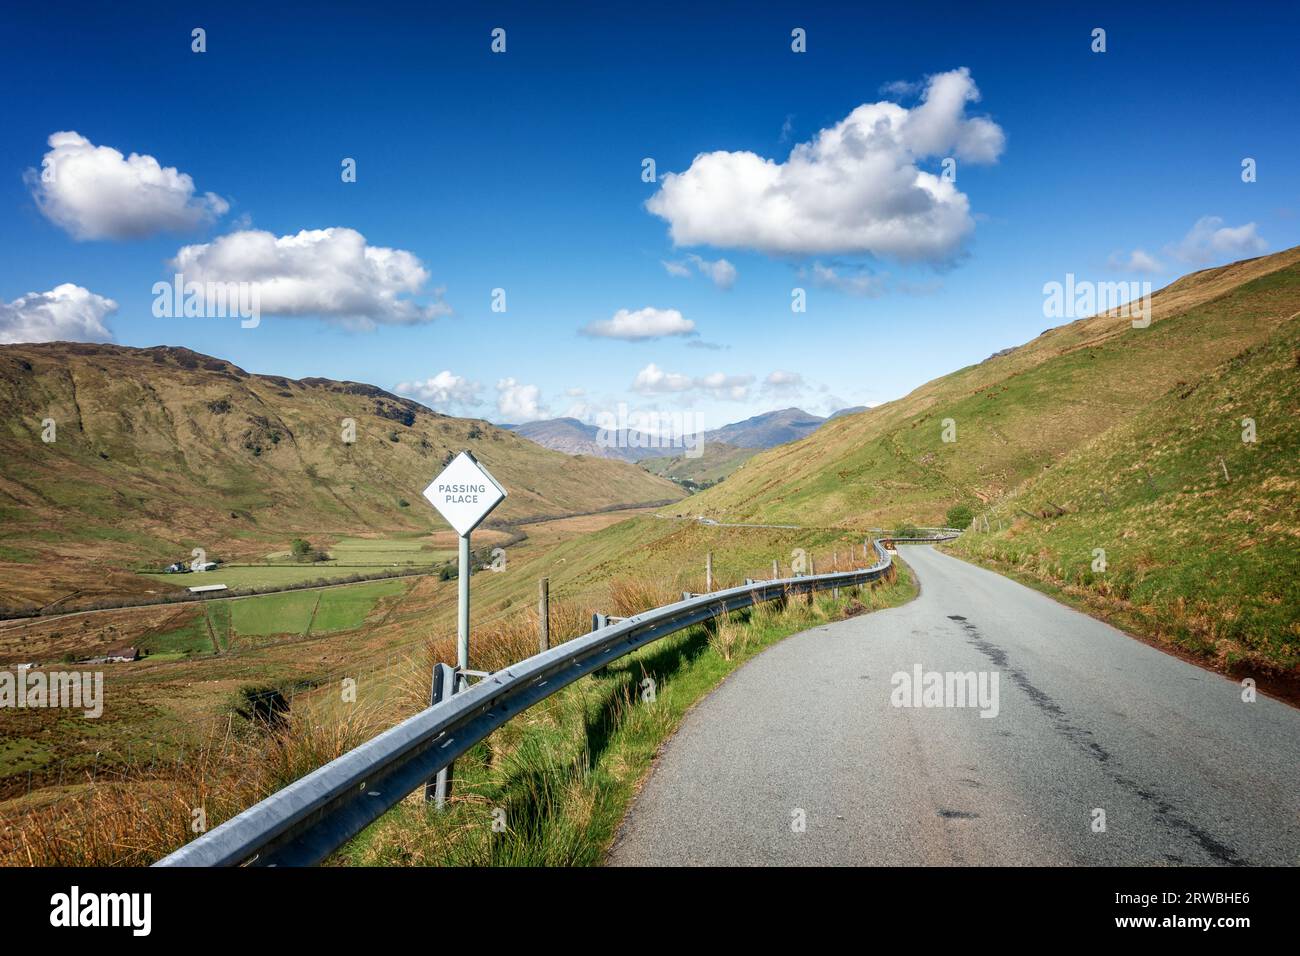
[2,1,1297,431]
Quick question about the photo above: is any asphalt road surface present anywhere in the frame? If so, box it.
[607,546,1300,866]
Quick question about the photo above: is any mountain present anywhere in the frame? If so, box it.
[509,406,834,467]
[704,407,826,448]
[505,417,670,462]
[684,246,1300,528]
[0,343,685,611]
[829,405,870,419]
[505,418,614,458]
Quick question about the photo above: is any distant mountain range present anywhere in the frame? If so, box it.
[505,406,867,463]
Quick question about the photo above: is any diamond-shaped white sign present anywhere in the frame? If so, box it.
[422,451,507,536]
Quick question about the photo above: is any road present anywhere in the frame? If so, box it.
[608,546,1300,866]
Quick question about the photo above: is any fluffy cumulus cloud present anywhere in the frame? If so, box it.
[632,363,754,401]
[393,370,482,410]
[646,67,1004,262]
[496,378,547,422]
[1168,217,1267,266]
[0,283,118,344]
[27,131,229,240]
[581,306,695,341]
[169,227,450,327]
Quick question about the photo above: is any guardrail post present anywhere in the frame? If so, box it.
[807,554,816,604]
[425,662,458,808]
[705,551,713,592]
[538,577,550,653]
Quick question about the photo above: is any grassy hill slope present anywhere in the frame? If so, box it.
[683,247,1300,528]
[950,314,1300,674]
[0,343,683,611]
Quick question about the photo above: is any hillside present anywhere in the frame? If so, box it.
[0,344,684,611]
[950,313,1300,674]
[640,442,755,487]
[684,247,1300,529]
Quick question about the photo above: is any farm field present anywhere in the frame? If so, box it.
[138,534,457,591]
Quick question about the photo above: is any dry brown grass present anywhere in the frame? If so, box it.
[0,698,393,867]
[607,577,683,618]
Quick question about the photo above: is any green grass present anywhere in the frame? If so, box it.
[139,577,411,654]
[229,578,409,638]
[949,315,1300,672]
[139,534,454,591]
[342,564,916,866]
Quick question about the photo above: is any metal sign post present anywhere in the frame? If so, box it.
[422,450,507,676]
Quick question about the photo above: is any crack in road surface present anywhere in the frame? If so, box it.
[607,546,1300,866]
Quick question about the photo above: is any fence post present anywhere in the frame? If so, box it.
[425,662,458,808]
[538,577,550,653]
[772,558,779,579]
[705,551,713,592]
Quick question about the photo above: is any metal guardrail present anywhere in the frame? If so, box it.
[155,533,956,867]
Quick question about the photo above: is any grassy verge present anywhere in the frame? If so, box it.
[340,563,916,866]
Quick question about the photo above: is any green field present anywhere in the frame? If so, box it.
[139,535,453,591]
[140,577,411,655]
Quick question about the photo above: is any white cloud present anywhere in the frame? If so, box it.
[1168,216,1267,266]
[27,131,229,240]
[496,378,547,422]
[632,363,695,393]
[169,227,450,327]
[1107,249,1164,274]
[394,370,482,410]
[809,263,888,297]
[689,254,737,289]
[763,370,805,395]
[646,67,1004,262]
[632,363,754,401]
[0,283,117,344]
[581,306,695,341]
[664,254,738,289]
